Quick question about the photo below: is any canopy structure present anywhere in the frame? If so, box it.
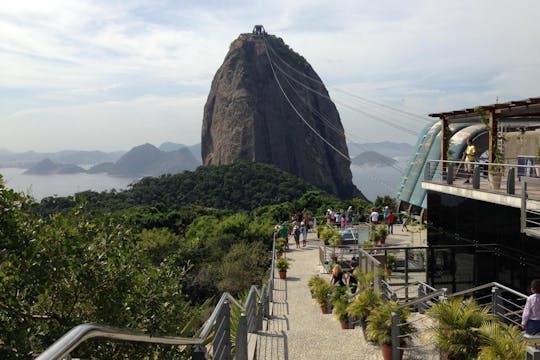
[429,97,540,164]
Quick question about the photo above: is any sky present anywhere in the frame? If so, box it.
[1,0,540,152]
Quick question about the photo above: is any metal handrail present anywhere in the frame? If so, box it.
[37,234,279,360]
[449,281,527,299]
[396,288,447,310]
[36,324,202,360]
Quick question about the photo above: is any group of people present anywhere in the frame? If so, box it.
[324,207,356,228]
[329,264,358,293]
[274,211,312,249]
[369,206,408,235]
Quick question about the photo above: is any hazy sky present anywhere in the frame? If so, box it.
[1,0,540,152]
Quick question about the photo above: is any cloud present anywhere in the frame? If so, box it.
[1,0,540,150]
[1,95,205,151]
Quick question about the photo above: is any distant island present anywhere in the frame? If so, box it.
[351,151,397,167]
[9,141,413,176]
[24,143,201,177]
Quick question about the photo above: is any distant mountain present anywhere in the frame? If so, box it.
[24,159,86,175]
[159,142,186,152]
[0,149,124,168]
[348,142,414,158]
[106,143,200,177]
[351,151,397,167]
[87,162,115,174]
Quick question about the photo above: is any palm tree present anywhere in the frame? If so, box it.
[426,297,494,360]
[476,321,527,360]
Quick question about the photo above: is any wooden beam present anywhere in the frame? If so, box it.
[441,117,448,165]
[488,110,496,164]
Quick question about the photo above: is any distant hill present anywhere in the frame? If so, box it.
[159,142,186,152]
[351,151,397,167]
[24,159,86,175]
[93,143,200,177]
[348,142,414,158]
[36,161,322,215]
[0,149,124,168]
[159,142,202,163]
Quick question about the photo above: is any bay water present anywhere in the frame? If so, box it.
[0,164,404,202]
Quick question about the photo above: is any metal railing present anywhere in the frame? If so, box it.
[389,287,448,360]
[423,159,540,194]
[387,281,530,360]
[449,281,528,328]
[36,235,278,360]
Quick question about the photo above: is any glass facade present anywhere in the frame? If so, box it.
[427,191,540,293]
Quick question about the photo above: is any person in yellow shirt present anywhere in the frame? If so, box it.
[463,138,476,183]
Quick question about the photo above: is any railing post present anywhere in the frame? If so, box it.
[404,248,410,301]
[507,167,515,194]
[236,313,248,360]
[417,284,426,314]
[521,179,528,233]
[473,166,480,189]
[446,163,454,184]
[492,286,502,319]
[391,312,400,360]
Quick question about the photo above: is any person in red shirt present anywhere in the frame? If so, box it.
[386,211,395,235]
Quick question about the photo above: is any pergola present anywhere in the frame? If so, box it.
[429,97,540,163]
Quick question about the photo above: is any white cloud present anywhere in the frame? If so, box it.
[1,0,540,150]
[1,95,205,151]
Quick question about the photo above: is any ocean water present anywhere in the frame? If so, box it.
[0,164,404,202]
[350,164,403,202]
[0,168,135,200]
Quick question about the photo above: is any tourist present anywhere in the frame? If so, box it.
[387,211,395,234]
[401,215,408,232]
[340,214,346,229]
[383,206,390,223]
[463,138,476,184]
[347,206,353,224]
[522,279,540,335]
[293,224,301,249]
[301,221,308,247]
[330,264,346,287]
[370,208,379,224]
[279,222,290,250]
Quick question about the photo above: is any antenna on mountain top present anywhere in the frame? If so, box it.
[253,25,266,36]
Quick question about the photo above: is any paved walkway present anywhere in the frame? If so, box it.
[256,224,428,359]
[258,232,382,360]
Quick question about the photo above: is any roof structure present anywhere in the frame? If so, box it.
[429,97,540,121]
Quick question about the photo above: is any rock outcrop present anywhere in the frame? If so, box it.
[201,32,364,199]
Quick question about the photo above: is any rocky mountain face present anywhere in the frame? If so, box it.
[201,32,364,199]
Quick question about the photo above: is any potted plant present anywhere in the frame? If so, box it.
[366,301,416,360]
[347,287,381,337]
[426,296,494,360]
[275,237,286,258]
[316,224,327,240]
[385,254,396,276]
[377,226,388,245]
[313,278,333,314]
[276,257,290,279]
[476,321,527,360]
[307,275,325,298]
[333,296,350,329]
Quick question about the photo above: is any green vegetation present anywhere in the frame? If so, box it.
[35,161,319,216]
[1,161,374,359]
[426,297,494,360]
